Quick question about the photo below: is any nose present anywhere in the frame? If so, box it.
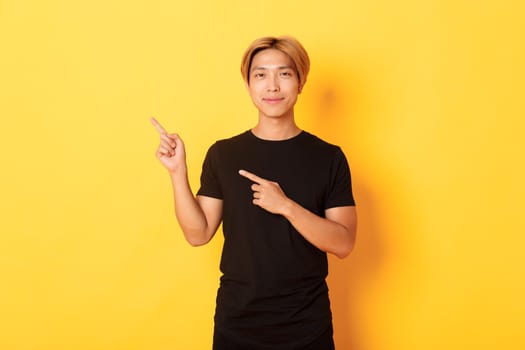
[267,74,280,92]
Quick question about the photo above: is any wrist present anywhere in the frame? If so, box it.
[168,165,188,179]
[280,198,296,218]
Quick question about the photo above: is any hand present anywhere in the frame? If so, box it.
[239,169,291,215]
[151,117,186,173]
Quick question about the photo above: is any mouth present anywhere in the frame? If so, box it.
[263,97,285,104]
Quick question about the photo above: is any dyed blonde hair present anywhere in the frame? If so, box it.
[240,36,310,89]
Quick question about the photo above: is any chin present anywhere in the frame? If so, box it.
[261,113,288,119]
[259,108,294,119]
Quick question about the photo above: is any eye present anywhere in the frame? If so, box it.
[280,71,293,77]
[253,72,265,78]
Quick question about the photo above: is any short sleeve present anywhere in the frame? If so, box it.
[325,147,355,209]
[197,142,223,199]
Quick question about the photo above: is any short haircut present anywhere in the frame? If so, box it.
[241,36,310,88]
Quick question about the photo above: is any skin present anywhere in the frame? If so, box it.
[152,48,357,258]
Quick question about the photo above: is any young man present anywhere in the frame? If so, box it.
[152,36,357,350]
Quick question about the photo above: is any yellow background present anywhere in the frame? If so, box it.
[1,0,524,349]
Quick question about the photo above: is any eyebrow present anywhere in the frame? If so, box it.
[251,65,294,71]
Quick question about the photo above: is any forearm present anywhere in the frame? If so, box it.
[169,168,212,246]
[282,200,356,259]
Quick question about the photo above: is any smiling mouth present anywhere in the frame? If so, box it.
[263,98,284,104]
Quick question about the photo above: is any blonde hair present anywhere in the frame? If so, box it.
[240,36,310,88]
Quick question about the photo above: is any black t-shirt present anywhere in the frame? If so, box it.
[197,130,355,349]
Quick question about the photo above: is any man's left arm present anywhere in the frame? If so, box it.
[239,170,357,259]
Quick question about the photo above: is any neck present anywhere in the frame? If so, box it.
[251,115,301,141]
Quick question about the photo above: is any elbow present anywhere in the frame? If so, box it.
[185,234,211,247]
[334,229,356,259]
[183,229,212,247]
[334,242,355,259]
[335,251,350,259]
[187,238,208,247]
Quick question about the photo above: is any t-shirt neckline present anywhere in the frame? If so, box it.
[247,129,305,143]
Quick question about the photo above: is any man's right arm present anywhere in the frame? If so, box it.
[169,168,223,246]
[151,117,222,246]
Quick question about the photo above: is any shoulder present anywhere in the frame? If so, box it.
[204,130,252,162]
[300,131,344,155]
[205,130,250,151]
[212,130,251,149]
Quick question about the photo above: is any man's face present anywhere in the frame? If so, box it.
[246,49,301,120]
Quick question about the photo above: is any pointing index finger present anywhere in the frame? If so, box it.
[150,117,167,135]
[239,169,264,184]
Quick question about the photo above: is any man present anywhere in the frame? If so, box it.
[152,36,357,350]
